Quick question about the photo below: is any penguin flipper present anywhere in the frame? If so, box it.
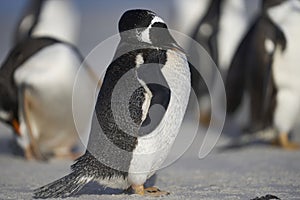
[224,20,256,114]
[189,62,209,99]
[136,55,171,136]
[225,56,246,114]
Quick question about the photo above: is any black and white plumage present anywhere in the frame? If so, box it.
[173,0,260,126]
[34,9,191,198]
[0,37,60,136]
[0,0,87,159]
[226,0,287,132]
[225,0,300,149]
[14,0,80,45]
[0,37,95,160]
[267,0,300,149]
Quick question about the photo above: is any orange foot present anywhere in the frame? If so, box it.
[131,185,169,197]
[272,133,300,150]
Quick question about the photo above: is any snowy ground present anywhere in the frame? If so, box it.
[1,121,300,200]
[0,1,300,200]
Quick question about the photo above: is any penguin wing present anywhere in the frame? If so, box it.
[136,59,171,136]
[225,19,258,114]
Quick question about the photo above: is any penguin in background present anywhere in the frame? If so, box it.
[0,0,80,130]
[225,0,300,149]
[0,0,96,159]
[267,0,300,149]
[0,36,97,160]
[188,0,260,125]
[170,0,211,49]
[34,9,191,198]
[14,0,80,45]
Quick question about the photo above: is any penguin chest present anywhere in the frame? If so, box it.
[128,50,191,182]
[14,44,80,150]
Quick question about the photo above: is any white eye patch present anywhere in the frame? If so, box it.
[138,16,166,44]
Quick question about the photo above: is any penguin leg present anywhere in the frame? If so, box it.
[131,185,169,197]
[24,144,34,160]
[131,184,144,195]
[272,132,300,150]
[22,89,46,160]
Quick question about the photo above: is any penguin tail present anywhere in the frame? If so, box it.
[33,170,93,199]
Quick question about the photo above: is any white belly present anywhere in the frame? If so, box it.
[269,0,300,132]
[14,44,93,153]
[128,50,191,185]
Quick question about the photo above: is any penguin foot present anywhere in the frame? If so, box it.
[272,133,300,150]
[131,185,169,197]
[144,186,170,197]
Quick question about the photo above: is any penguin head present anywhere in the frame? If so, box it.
[118,9,182,50]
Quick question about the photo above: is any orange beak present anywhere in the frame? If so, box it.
[12,119,21,136]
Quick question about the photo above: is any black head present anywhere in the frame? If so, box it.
[118,9,180,49]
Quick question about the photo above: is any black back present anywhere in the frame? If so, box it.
[74,9,175,178]
[79,46,170,177]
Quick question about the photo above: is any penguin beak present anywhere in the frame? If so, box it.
[11,119,21,136]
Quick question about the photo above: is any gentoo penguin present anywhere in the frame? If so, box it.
[14,0,80,45]
[189,0,222,125]
[0,36,96,160]
[0,0,80,128]
[225,0,300,149]
[0,0,91,159]
[34,9,191,197]
[179,0,260,125]
[267,0,300,149]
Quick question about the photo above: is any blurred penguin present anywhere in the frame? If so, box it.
[14,0,80,45]
[171,0,260,126]
[0,0,96,160]
[268,0,300,149]
[225,0,300,150]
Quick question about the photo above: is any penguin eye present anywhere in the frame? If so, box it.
[151,22,167,29]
